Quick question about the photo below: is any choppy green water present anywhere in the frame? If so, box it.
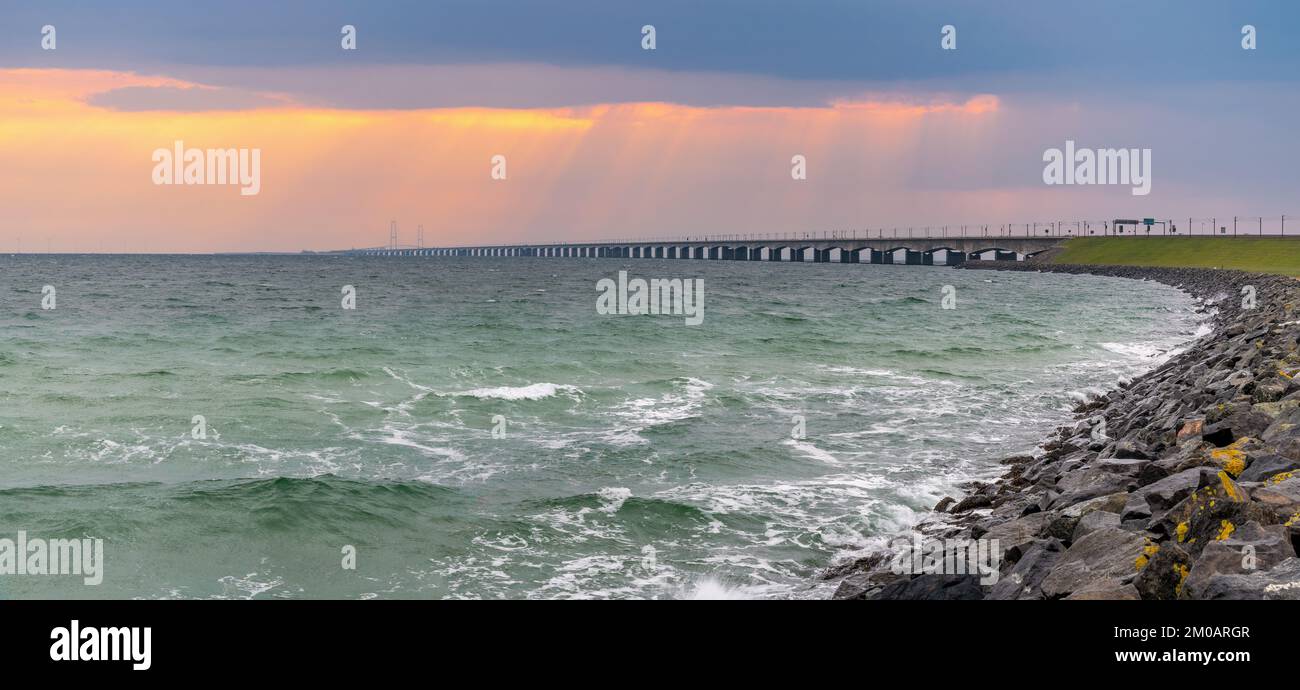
[0,255,1201,599]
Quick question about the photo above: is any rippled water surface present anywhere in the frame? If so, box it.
[0,255,1201,598]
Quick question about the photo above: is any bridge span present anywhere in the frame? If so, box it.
[341,235,1068,265]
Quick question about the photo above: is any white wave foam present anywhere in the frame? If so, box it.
[216,572,285,599]
[1100,341,1167,359]
[674,576,752,600]
[457,383,581,401]
[609,377,713,438]
[596,487,632,513]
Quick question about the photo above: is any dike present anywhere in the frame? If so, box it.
[828,262,1300,600]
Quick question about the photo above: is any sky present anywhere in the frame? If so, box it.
[0,0,1297,252]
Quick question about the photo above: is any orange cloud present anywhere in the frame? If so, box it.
[0,69,1002,253]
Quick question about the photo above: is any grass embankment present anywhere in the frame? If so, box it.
[1049,237,1300,276]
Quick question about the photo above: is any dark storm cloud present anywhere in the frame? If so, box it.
[2,0,1296,88]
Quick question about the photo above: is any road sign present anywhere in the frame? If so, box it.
[1143,218,1155,226]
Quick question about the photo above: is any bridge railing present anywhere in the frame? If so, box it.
[356,215,1289,251]
[513,215,1290,247]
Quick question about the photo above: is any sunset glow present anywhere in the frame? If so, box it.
[1,68,1007,252]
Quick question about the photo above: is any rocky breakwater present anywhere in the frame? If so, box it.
[830,263,1300,600]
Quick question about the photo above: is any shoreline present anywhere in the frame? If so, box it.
[828,262,1300,600]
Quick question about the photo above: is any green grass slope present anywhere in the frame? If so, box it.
[1049,237,1300,276]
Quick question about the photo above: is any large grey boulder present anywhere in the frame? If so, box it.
[1196,557,1300,600]
[1073,510,1121,542]
[1040,527,1148,599]
[1181,521,1296,599]
[1133,542,1192,600]
[986,538,1064,601]
[871,574,985,600]
[978,512,1052,559]
[1237,453,1300,483]
[1050,468,1139,510]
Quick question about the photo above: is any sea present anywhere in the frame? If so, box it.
[0,254,1204,599]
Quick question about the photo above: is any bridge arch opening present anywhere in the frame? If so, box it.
[968,247,1023,261]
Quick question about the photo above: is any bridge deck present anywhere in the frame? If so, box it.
[342,235,1069,264]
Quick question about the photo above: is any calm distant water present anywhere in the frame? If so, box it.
[0,255,1201,599]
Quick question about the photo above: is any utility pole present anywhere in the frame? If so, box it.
[389,220,398,249]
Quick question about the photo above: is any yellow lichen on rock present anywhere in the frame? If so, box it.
[1135,542,1159,570]
[1174,564,1191,597]
[1210,447,1246,476]
[1216,519,1236,541]
[1218,471,1246,502]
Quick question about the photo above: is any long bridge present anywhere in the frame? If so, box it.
[340,233,1070,265]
